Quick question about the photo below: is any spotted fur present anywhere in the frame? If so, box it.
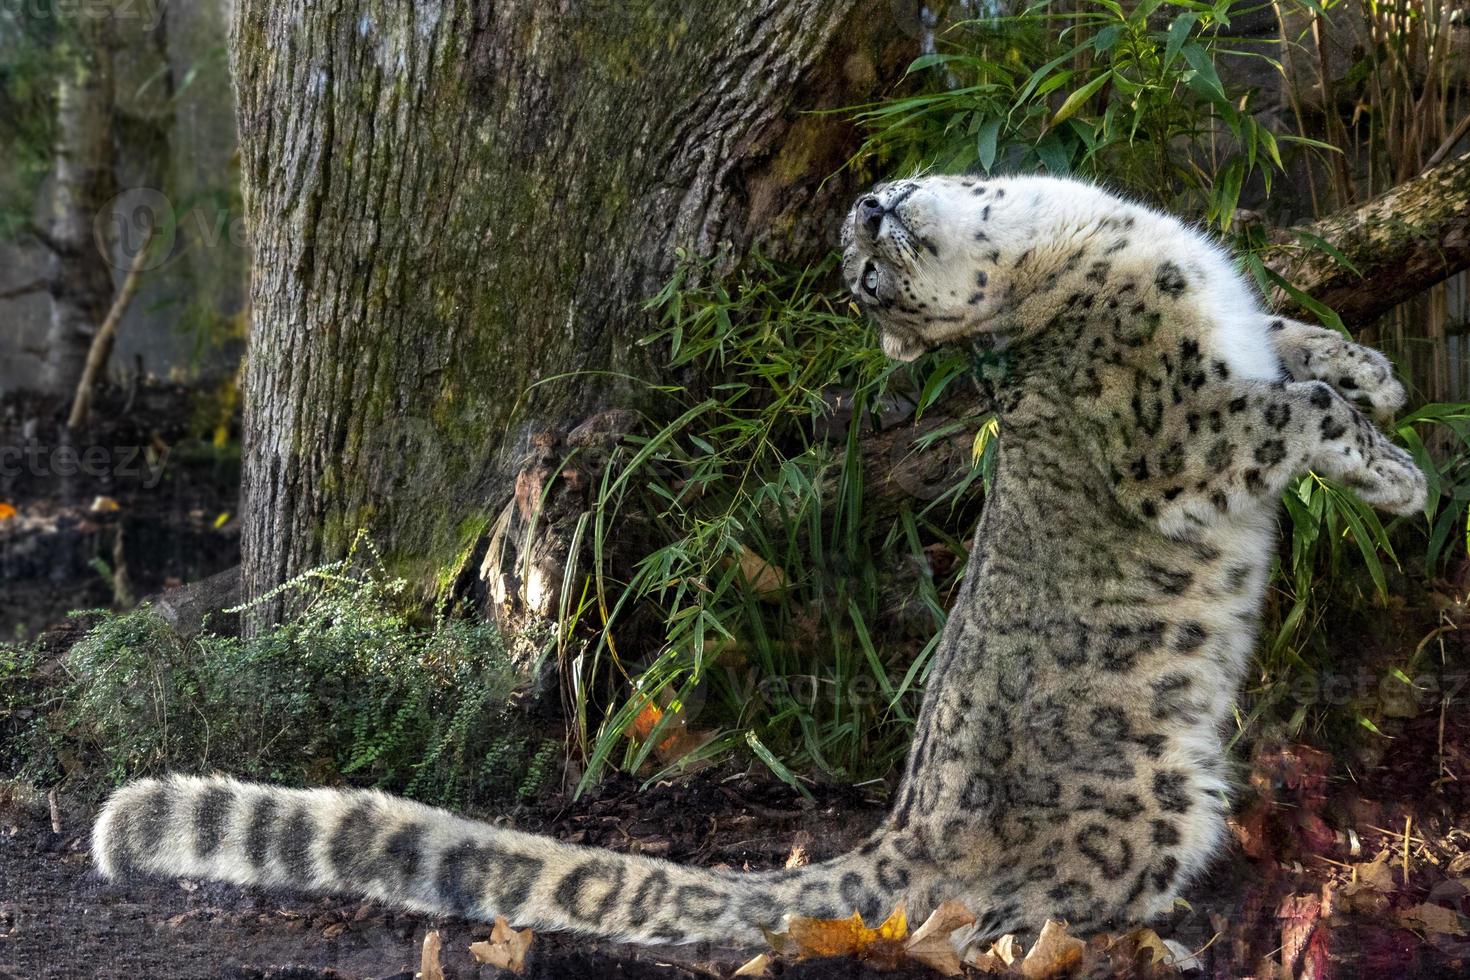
[94,175,1425,948]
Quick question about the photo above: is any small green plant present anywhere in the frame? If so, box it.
[50,548,557,807]
[0,640,63,782]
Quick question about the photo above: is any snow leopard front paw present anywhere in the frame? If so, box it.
[1350,443,1428,516]
[1274,320,1405,420]
[1312,404,1427,515]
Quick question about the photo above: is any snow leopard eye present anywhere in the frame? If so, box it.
[862,261,880,295]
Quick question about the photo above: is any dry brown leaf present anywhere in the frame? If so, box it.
[1396,902,1468,937]
[1020,919,1085,979]
[419,930,444,980]
[964,951,1008,974]
[993,934,1024,966]
[1348,853,1396,894]
[785,904,908,962]
[1124,927,1172,966]
[468,916,534,973]
[734,545,788,599]
[966,932,1026,973]
[904,900,976,977]
[732,952,773,976]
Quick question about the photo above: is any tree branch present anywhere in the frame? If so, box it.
[67,229,154,430]
[1262,151,1470,327]
[18,221,67,257]
[0,278,47,301]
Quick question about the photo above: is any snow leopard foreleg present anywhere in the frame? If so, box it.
[1107,379,1426,526]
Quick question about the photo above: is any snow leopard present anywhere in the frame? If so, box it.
[92,174,1425,948]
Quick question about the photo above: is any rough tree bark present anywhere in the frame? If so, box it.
[230,1,910,632]
[39,13,117,395]
[1264,151,1470,326]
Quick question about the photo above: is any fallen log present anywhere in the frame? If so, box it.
[1262,151,1470,327]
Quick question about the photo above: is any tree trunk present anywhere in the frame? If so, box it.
[1264,150,1470,327]
[230,1,908,632]
[41,14,117,395]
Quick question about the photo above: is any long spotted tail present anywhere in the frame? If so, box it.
[92,775,900,946]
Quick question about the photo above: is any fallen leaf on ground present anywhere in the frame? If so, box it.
[89,495,120,513]
[783,904,908,965]
[1340,852,1397,913]
[0,502,15,521]
[1350,853,1396,894]
[1123,928,1172,966]
[734,544,788,599]
[469,916,534,973]
[1020,919,1085,979]
[1396,902,1468,937]
[419,930,444,980]
[904,900,975,976]
[965,933,1024,973]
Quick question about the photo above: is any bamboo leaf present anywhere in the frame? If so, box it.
[976,117,1002,172]
[1052,71,1113,127]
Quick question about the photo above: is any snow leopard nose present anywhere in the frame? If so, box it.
[857,196,885,239]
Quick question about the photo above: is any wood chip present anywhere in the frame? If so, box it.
[418,930,444,980]
[733,952,772,976]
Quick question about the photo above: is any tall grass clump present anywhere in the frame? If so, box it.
[559,254,991,793]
